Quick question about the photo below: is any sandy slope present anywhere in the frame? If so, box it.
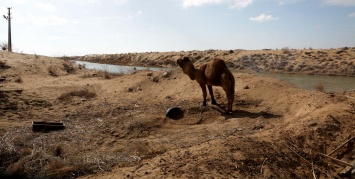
[0,51,354,178]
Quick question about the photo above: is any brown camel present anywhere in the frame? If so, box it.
[177,57,235,113]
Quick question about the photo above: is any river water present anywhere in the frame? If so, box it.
[74,61,171,74]
[256,72,354,92]
[74,61,354,92]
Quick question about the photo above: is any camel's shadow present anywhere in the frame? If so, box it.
[208,104,282,120]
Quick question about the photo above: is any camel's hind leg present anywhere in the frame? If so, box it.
[226,90,234,113]
[221,77,235,113]
[207,85,217,105]
[223,89,234,113]
[199,83,207,106]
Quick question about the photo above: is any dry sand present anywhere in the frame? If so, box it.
[0,50,354,179]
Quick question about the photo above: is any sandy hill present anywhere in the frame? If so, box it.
[0,51,354,178]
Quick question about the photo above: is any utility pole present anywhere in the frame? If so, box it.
[3,7,12,52]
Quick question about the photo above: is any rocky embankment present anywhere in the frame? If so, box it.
[74,47,355,76]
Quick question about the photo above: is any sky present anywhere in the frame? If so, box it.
[0,0,354,56]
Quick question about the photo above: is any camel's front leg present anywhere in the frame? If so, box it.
[207,85,217,105]
[199,83,207,106]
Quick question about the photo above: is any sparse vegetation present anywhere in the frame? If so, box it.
[62,62,75,74]
[78,64,86,69]
[336,49,346,54]
[102,71,112,79]
[81,72,94,78]
[58,89,97,102]
[58,55,81,61]
[101,70,125,79]
[0,60,7,69]
[47,66,59,77]
[14,76,23,83]
[281,47,290,54]
[0,125,138,179]
[81,70,122,79]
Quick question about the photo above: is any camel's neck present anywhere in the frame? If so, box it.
[185,64,197,80]
[194,68,205,84]
[187,66,206,84]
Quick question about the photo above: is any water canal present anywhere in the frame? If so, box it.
[74,61,354,92]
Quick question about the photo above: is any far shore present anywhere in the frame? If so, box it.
[58,47,355,77]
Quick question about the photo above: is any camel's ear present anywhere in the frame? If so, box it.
[177,57,190,68]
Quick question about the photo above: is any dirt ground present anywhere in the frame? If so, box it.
[0,50,354,179]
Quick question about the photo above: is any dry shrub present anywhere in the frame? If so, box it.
[0,61,6,68]
[39,159,80,179]
[58,89,97,102]
[58,55,81,62]
[81,72,93,78]
[281,47,290,54]
[62,62,75,74]
[0,139,80,179]
[14,76,23,83]
[78,64,86,69]
[314,82,324,92]
[47,66,59,77]
[81,69,121,79]
[101,71,112,79]
[0,60,10,69]
[0,123,140,178]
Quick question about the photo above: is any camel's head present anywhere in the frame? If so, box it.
[177,57,195,80]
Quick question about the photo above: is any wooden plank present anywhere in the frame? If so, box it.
[319,153,355,168]
[327,136,355,156]
[339,159,355,177]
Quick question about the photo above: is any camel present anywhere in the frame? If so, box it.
[177,57,235,113]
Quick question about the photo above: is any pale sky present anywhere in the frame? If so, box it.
[0,0,354,56]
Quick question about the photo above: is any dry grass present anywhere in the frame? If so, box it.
[0,125,140,178]
[58,89,97,102]
[78,64,86,69]
[57,55,81,62]
[101,71,112,79]
[14,76,23,83]
[0,103,147,179]
[281,47,290,54]
[314,82,324,92]
[62,62,75,74]
[0,60,9,69]
[81,70,122,79]
[81,72,94,78]
[47,66,59,77]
